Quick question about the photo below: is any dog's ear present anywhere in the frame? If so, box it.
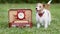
[43,4,45,7]
[44,4,50,10]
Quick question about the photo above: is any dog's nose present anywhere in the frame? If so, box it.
[36,8,37,10]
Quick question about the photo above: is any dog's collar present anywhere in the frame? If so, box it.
[38,12,44,17]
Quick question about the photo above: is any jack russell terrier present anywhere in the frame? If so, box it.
[36,0,52,29]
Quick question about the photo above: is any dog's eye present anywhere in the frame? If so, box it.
[39,6,41,8]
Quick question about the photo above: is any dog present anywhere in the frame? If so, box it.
[36,0,52,29]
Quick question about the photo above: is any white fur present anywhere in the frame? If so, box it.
[36,8,51,29]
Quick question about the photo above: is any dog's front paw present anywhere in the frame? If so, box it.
[44,24,48,29]
[37,24,40,28]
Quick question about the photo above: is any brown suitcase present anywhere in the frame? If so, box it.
[8,9,32,28]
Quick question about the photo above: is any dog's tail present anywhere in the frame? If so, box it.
[47,0,52,4]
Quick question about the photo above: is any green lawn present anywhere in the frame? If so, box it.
[0,3,60,34]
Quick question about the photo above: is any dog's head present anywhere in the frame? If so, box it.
[36,3,45,13]
[36,3,50,13]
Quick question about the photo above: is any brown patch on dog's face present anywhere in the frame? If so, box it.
[36,3,44,10]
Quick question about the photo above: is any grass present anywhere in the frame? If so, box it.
[0,3,60,34]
